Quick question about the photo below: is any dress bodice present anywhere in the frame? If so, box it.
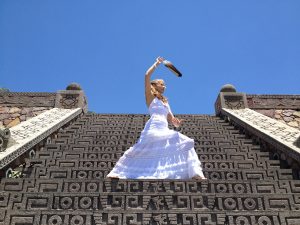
[149,98,170,118]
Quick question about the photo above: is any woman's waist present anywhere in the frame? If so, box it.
[145,115,168,128]
[150,113,168,119]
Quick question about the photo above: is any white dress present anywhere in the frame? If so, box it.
[107,98,204,179]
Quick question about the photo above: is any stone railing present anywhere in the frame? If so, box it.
[0,108,83,177]
[215,85,300,173]
[221,108,300,168]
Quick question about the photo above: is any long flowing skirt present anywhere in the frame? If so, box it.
[107,117,204,179]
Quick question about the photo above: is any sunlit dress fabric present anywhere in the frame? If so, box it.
[107,98,204,179]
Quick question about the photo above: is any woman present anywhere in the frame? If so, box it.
[107,56,206,179]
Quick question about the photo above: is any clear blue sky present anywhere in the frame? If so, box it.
[1,1,299,114]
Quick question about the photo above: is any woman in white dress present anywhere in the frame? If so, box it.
[107,56,206,180]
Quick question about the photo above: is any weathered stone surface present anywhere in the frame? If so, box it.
[11,113,20,118]
[0,92,56,107]
[282,111,293,117]
[7,118,20,128]
[278,120,286,124]
[257,109,275,118]
[247,95,300,110]
[293,111,300,118]
[274,114,281,119]
[283,116,294,122]
[288,121,299,128]
[9,107,21,114]
[20,115,26,121]
[32,107,47,111]
[3,119,12,126]
[21,108,32,114]
[0,106,9,113]
[0,114,10,120]
[1,112,300,221]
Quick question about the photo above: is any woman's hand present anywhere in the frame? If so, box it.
[172,117,184,128]
[155,56,165,66]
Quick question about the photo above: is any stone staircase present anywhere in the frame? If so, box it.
[1,113,300,225]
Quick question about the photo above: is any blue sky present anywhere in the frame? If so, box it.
[1,1,299,114]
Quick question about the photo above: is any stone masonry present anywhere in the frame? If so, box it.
[247,95,300,130]
[0,106,51,128]
[0,83,88,128]
[1,113,300,224]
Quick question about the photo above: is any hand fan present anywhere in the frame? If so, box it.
[162,60,182,77]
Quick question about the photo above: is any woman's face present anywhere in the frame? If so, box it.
[154,81,166,93]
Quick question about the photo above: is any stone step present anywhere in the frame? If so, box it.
[54,130,247,137]
[55,133,250,143]
[62,125,241,133]
[21,167,293,180]
[1,179,300,194]
[51,137,255,148]
[51,138,255,146]
[1,191,300,212]
[63,128,243,139]
[1,210,300,225]
[42,143,263,154]
[73,118,226,125]
[25,158,281,170]
[34,151,270,162]
[63,118,235,126]
[61,126,244,133]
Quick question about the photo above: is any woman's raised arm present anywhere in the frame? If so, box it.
[145,56,164,107]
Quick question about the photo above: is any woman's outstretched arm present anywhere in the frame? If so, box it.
[145,56,164,107]
[167,103,184,127]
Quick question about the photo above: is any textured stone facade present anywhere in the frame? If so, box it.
[0,92,56,128]
[1,113,300,224]
[0,85,88,128]
[247,94,300,110]
[246,95,300,130]
[0,106,51,128]
[255,109,300,130]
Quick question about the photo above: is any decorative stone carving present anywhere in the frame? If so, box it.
[0,108,82,169]
[215,84,248,116]
[55,84,88,113]
[2,112,300,221]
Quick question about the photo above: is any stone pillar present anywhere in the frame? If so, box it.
[214,84,248,116]
[55,83,88,113]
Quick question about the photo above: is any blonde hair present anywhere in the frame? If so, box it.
[150,79,168,104]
